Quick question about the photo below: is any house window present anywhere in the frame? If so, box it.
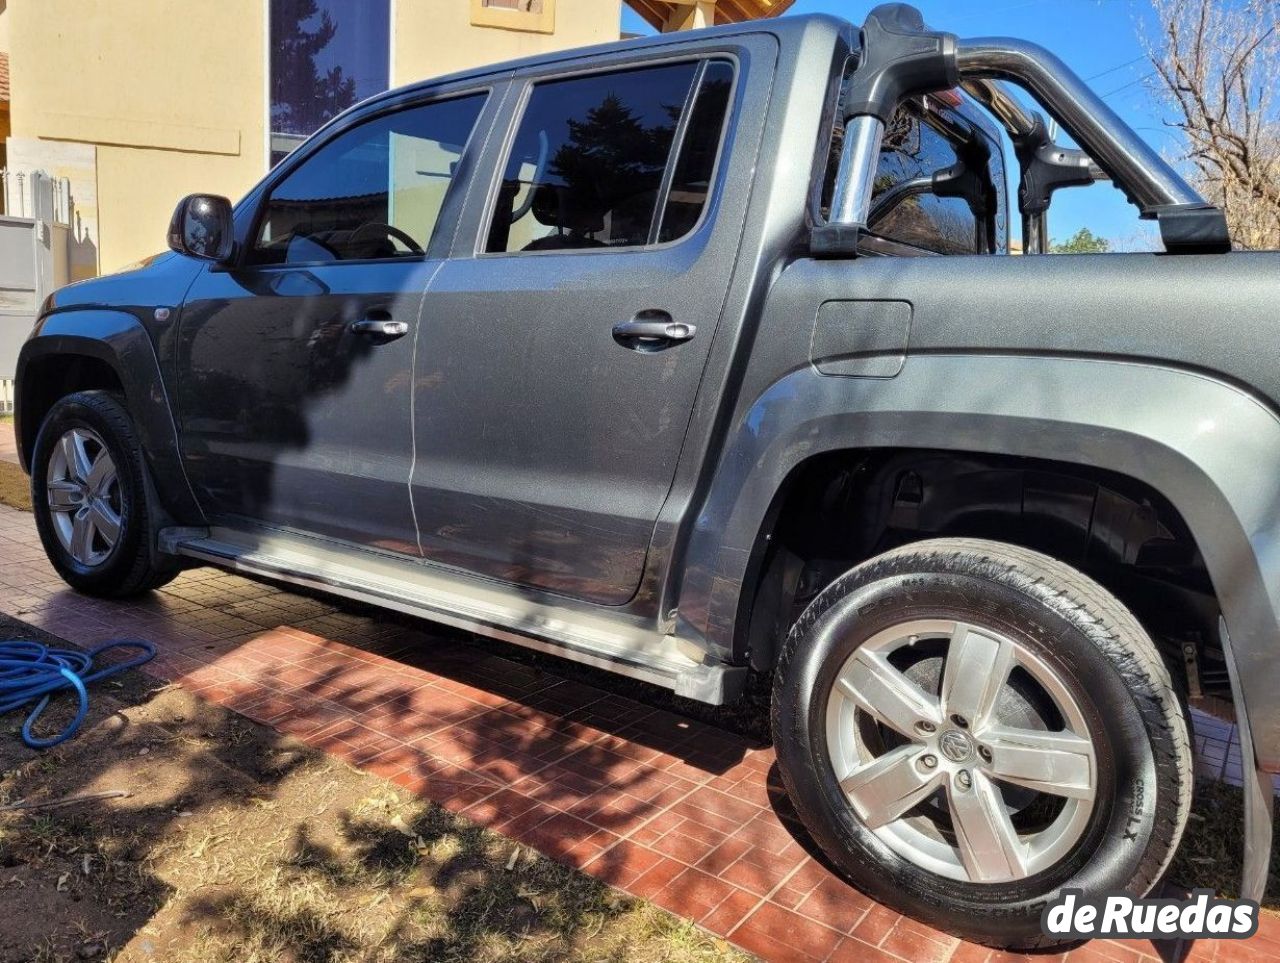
[269,0,391,167]
[471,0,555,34]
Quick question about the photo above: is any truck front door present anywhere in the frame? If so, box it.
[175,89,491,552]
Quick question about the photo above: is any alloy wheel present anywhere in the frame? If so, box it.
[45,427,123,567]
[825,618,1097,883]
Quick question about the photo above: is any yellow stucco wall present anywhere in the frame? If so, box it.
[1,1,10,164]
[394,0,621,85]
[6,0,621,274]
[8,0,266,271]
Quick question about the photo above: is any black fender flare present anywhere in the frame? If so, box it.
[682,354,1280,766]
[680,353,1279,896]
[16,308,205,524]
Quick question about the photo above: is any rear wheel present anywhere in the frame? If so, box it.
[32,391,179,597]
[772,538,1191,948]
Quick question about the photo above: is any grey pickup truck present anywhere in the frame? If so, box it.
[14,4,1277,947]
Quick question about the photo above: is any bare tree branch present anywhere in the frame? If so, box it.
[1142,0,1280,248]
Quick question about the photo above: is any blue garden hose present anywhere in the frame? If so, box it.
[0,639,156,748]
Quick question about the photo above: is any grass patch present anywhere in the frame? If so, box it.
[0,458,31,511]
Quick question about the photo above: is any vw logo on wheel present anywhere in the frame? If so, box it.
[939,729,974,763]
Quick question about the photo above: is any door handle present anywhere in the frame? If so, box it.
[612,315,696,352]
[349,317,409,344]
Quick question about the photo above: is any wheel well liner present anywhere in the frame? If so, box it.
[17,353,124,469]
[742,447,1223,700]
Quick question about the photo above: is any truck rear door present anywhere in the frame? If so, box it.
[408,37,776,605]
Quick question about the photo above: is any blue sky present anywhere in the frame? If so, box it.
[622,1,1178,249]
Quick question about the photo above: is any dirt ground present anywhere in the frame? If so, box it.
[0,615,750,963]
[0,459,32,512]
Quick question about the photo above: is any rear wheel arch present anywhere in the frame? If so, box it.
[742,448,1217,688]
[679,358,1280,766]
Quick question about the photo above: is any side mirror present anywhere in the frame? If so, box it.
[168,194,234,262]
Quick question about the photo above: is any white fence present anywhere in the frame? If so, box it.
[0,170,73,381]
[0,169,71,223]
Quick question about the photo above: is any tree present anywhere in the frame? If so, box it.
[550,94,675,195]
[1050,227,1111,254]
[543,93,676,239]
[270,0,358,136]
[1142,0,1280,249]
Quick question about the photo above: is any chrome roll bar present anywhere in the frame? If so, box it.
[954,38,1201,212]
[961,78,1037,141]
[962,77,1112,254]
[813,4,1230,256]
[830,116,887,229]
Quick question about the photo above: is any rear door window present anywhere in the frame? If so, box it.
[821,94,1005,256]
[869,110,979,255]
[485,59,735,254]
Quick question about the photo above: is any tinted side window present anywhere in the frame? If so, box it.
[983,127,1010,254]
[868,111,978,255]
[657,61,735,243]
[486,60,732,254]
[251,94,486,266]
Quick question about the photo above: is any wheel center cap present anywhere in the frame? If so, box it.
[938,729,974,763]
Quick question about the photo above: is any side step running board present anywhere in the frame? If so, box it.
[160,526,744,705]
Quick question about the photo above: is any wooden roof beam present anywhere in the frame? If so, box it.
[624,0,796,32]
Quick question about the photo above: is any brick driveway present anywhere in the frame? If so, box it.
[0,496,1274,962]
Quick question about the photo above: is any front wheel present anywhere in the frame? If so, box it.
[31,390,179,597]
[771,538,1191,949]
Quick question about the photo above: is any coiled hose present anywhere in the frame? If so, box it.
[0,639,156,748]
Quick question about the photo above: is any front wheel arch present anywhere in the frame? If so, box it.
[17,314,205,524]
[17,350,124,470]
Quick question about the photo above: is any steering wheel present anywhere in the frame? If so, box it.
[348,221,425,256]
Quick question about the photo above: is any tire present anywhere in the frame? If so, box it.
[31,390,179,597]
[772,538,1191,949]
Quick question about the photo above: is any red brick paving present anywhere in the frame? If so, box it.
[0,420,19,467]
[0,501,1273,962]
